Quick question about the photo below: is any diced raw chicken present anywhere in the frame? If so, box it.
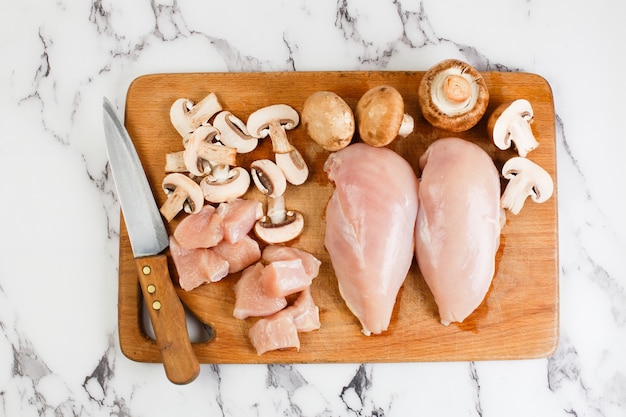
[415,138,502,325]
[233,263,288,319]
[169,236,229,291]
[248,310,300,355]
[212,235,261,274]
[324,143,419,336]
[217,198,263,243]
[284,288,320,332]
[261,245,322,280]
[173,204,224,249]
[259,259,312,298]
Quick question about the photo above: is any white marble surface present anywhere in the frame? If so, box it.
[1,0,625,415]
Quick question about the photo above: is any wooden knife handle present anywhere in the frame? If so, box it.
[135,254,200,384]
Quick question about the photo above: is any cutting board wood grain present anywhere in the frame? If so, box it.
[118,71,558,364]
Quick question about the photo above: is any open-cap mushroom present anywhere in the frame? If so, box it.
[213,111,259,154]
[170,93,223,138]
[250,159,287,199]
[500,156,554,215]
[160,173,204,222]
[355,85,414,147]
[247,104,309,185]
[418,59,489,132]
[199,164,250,203]
[183,124,237,177]
[488,99,538,157]
[301,91,355,151]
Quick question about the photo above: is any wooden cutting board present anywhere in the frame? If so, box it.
[118,71,558,364]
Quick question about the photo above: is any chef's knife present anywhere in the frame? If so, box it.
[102,97,200,385]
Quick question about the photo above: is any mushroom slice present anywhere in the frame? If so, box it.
[254,195,305,244]
[213,111,259,154]
[164,151,187,173]
[301,91,355,151]
[355,85,414,147]
[200,165,251,204]
[247,104,309,185]
[500,157,554,215]
[488,99,538,157]
[183,125,237,177]
[170,93,223,138]
[160,173,204,222]
[418,59,489,132]
[250,159,286,199]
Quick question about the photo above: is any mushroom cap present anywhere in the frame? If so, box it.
[488,99,538,157]
[254,211,305,244]
[250,159,287,198]
[199,166,251,204]
[161,173,204,215]
[246,104,300,139]
[213,111,259,154]
[418,59,489,132]
[301,91,355,151]
[355,85,405,147]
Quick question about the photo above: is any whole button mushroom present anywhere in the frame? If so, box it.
[355,85,414,147]
[301,91,355,151]
[488,99,538,157]
[500,157,554,215]
[247,104,309,186]
[159,173,204,222]
[418,59,489,132]
[170,93,223,138]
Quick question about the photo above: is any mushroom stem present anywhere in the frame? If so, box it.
[267,195,286,224]
[508,118,538,158]
[398,114,415,138]
[165,151,187,173]
[269,120,294,153]
[196,143,237,166]
[160,188,191,222]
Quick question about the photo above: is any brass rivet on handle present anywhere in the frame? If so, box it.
[147,284,156,294]
[142,265,151,275]
[152,300,162,310]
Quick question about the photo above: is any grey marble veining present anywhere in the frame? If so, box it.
[1,0,625,416]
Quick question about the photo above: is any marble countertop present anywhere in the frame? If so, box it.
[1,0,625,416]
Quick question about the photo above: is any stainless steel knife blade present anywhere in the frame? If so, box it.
[102,97,168,258]
[102,97,199,385]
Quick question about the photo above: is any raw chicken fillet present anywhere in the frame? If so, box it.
[324,143,419,335]
[415,138,503,325]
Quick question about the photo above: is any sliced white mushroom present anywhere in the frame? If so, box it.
[488,99,538,157]
[213,111,259,154]
[170,93,223,138]
[159,173,204,222]
[500,157,554,215]
[199,165,250,203]
[247,104,309,185]
[254,195,305,244]
[183,125,237,177]
[250,159,286,199]
[164,151,187,173]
